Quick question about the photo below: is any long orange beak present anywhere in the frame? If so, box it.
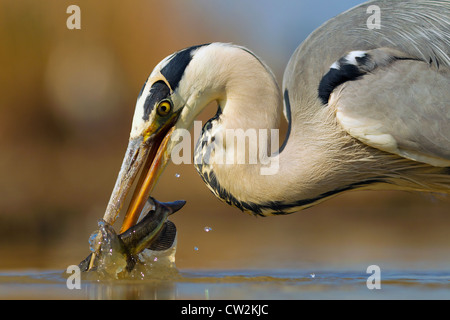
[119,127,174,233]
[102,124,176,233]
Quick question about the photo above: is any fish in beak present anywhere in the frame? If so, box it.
[80,197,186,274]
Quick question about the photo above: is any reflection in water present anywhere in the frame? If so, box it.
[0,269,449,300]
[86,279,178,300]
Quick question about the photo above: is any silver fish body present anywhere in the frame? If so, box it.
[79,197,185,273]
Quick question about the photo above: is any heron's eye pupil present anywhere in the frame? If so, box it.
[157,100,172,116]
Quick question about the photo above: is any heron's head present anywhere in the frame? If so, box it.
[104,42,277,231]
[106,43,220,232]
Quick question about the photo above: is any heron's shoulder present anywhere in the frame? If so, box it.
[283,0,450,98]
[329,55,450,167]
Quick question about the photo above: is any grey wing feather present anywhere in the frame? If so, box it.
[283,0,450,124]
[330,58,450,167]
[282,0,450,167]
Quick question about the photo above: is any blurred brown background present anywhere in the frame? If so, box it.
[0,0,448,272]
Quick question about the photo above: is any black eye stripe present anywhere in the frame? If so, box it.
[143,81,170,121]
[141,44,210,121]
[160,43,210,91]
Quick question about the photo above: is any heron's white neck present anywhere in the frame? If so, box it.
[179,44,353,215]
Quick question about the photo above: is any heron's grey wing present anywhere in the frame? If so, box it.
[328,51,450,167]
[283,0,450,121]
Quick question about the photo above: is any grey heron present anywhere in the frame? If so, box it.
[101,0,450,233]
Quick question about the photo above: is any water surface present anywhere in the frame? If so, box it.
[0,269,448,299]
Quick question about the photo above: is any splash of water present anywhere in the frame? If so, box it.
[86,220,179,280]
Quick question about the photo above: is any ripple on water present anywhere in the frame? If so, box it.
[0,269,449,299]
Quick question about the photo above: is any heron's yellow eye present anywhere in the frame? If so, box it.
[157,100,172,117]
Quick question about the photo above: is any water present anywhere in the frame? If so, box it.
[0,269,449,300]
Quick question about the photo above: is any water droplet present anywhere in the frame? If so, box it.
[194,246,199,251]
[204,226,212,232]
[175,173,181,178]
